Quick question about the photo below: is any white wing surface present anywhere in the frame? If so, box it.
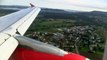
[0,7,41,60]
[0,7,41,35]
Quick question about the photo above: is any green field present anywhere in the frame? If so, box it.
[28,19,75,32]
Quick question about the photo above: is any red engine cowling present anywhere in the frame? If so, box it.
[11,47,87,60]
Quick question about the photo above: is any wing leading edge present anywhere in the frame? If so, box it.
[0,7,41,60]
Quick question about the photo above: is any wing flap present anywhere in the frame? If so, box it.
[0,37,18,60]
[17,8,40,35]
[0,33,10,45]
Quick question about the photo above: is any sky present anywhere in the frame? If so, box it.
[0,0,107,12]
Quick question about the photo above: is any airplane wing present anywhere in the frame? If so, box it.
[0,7,41,60]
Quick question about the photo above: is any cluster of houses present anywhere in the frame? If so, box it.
[27,26,103,53]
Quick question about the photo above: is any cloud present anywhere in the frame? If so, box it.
[0,0,107,11]
[45,0,107,9]
[66,0,107,9]
[41,0,107,11]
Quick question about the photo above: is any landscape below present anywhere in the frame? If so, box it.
[0,6,107,60]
